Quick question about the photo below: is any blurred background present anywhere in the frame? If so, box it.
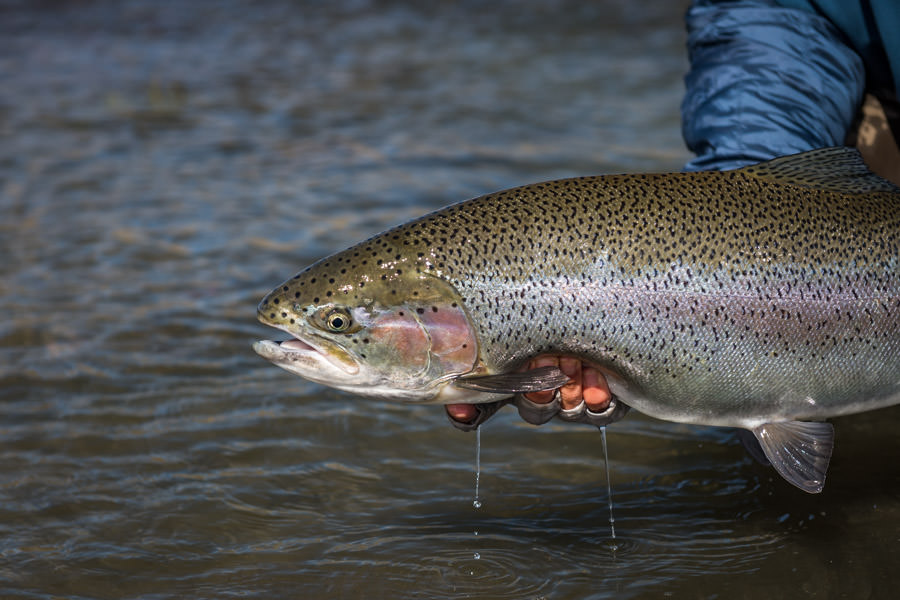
[1,0,898,598]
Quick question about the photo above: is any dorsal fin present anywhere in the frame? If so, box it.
[738,146,900,194]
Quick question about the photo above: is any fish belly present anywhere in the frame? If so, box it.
[461,276,900,428]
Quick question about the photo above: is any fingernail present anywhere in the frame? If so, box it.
[446,404,477,423]
[560,357,579,377]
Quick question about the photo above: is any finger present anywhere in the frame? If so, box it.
[445,403,478,423]
[582,367,612,412]
[523,356,559,404]
[558,357,583,409]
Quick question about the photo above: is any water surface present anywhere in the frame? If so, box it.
[2,1,899,598]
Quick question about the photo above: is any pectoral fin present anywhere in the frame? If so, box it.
[454,366,571,394]
[751,421,834,494]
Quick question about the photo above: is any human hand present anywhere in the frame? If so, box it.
[521,356,612,411]
[445,356,627,430]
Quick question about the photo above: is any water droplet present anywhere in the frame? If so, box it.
[600,426,617,540]
[472,426,482,510]
[473,552,480,560]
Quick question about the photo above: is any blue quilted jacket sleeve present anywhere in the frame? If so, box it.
[681,0,867,171]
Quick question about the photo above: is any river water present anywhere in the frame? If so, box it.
[2,1,899,598]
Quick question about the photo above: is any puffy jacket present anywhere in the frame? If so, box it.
[682,0,899,171]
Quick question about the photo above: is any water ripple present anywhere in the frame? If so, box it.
[2,1,898,599]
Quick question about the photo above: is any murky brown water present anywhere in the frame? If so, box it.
[2,0,899,598]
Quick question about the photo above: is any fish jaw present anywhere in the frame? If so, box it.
[253,336,358,379]
[253,336,433,401]
[252,319,362,384]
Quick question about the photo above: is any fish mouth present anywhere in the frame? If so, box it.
[253,331,360,377]
[278,338,316,352]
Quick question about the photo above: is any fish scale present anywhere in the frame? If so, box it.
[256,147,900,492]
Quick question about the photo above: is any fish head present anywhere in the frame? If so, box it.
[254,243,480,402]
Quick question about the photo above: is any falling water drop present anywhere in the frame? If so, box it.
[472,428,483,563]
[473,426,482,509]
[600,426,617,546]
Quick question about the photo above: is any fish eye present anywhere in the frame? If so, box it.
[326,310,351,332]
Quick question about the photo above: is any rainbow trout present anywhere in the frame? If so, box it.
[254,147,900,493]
